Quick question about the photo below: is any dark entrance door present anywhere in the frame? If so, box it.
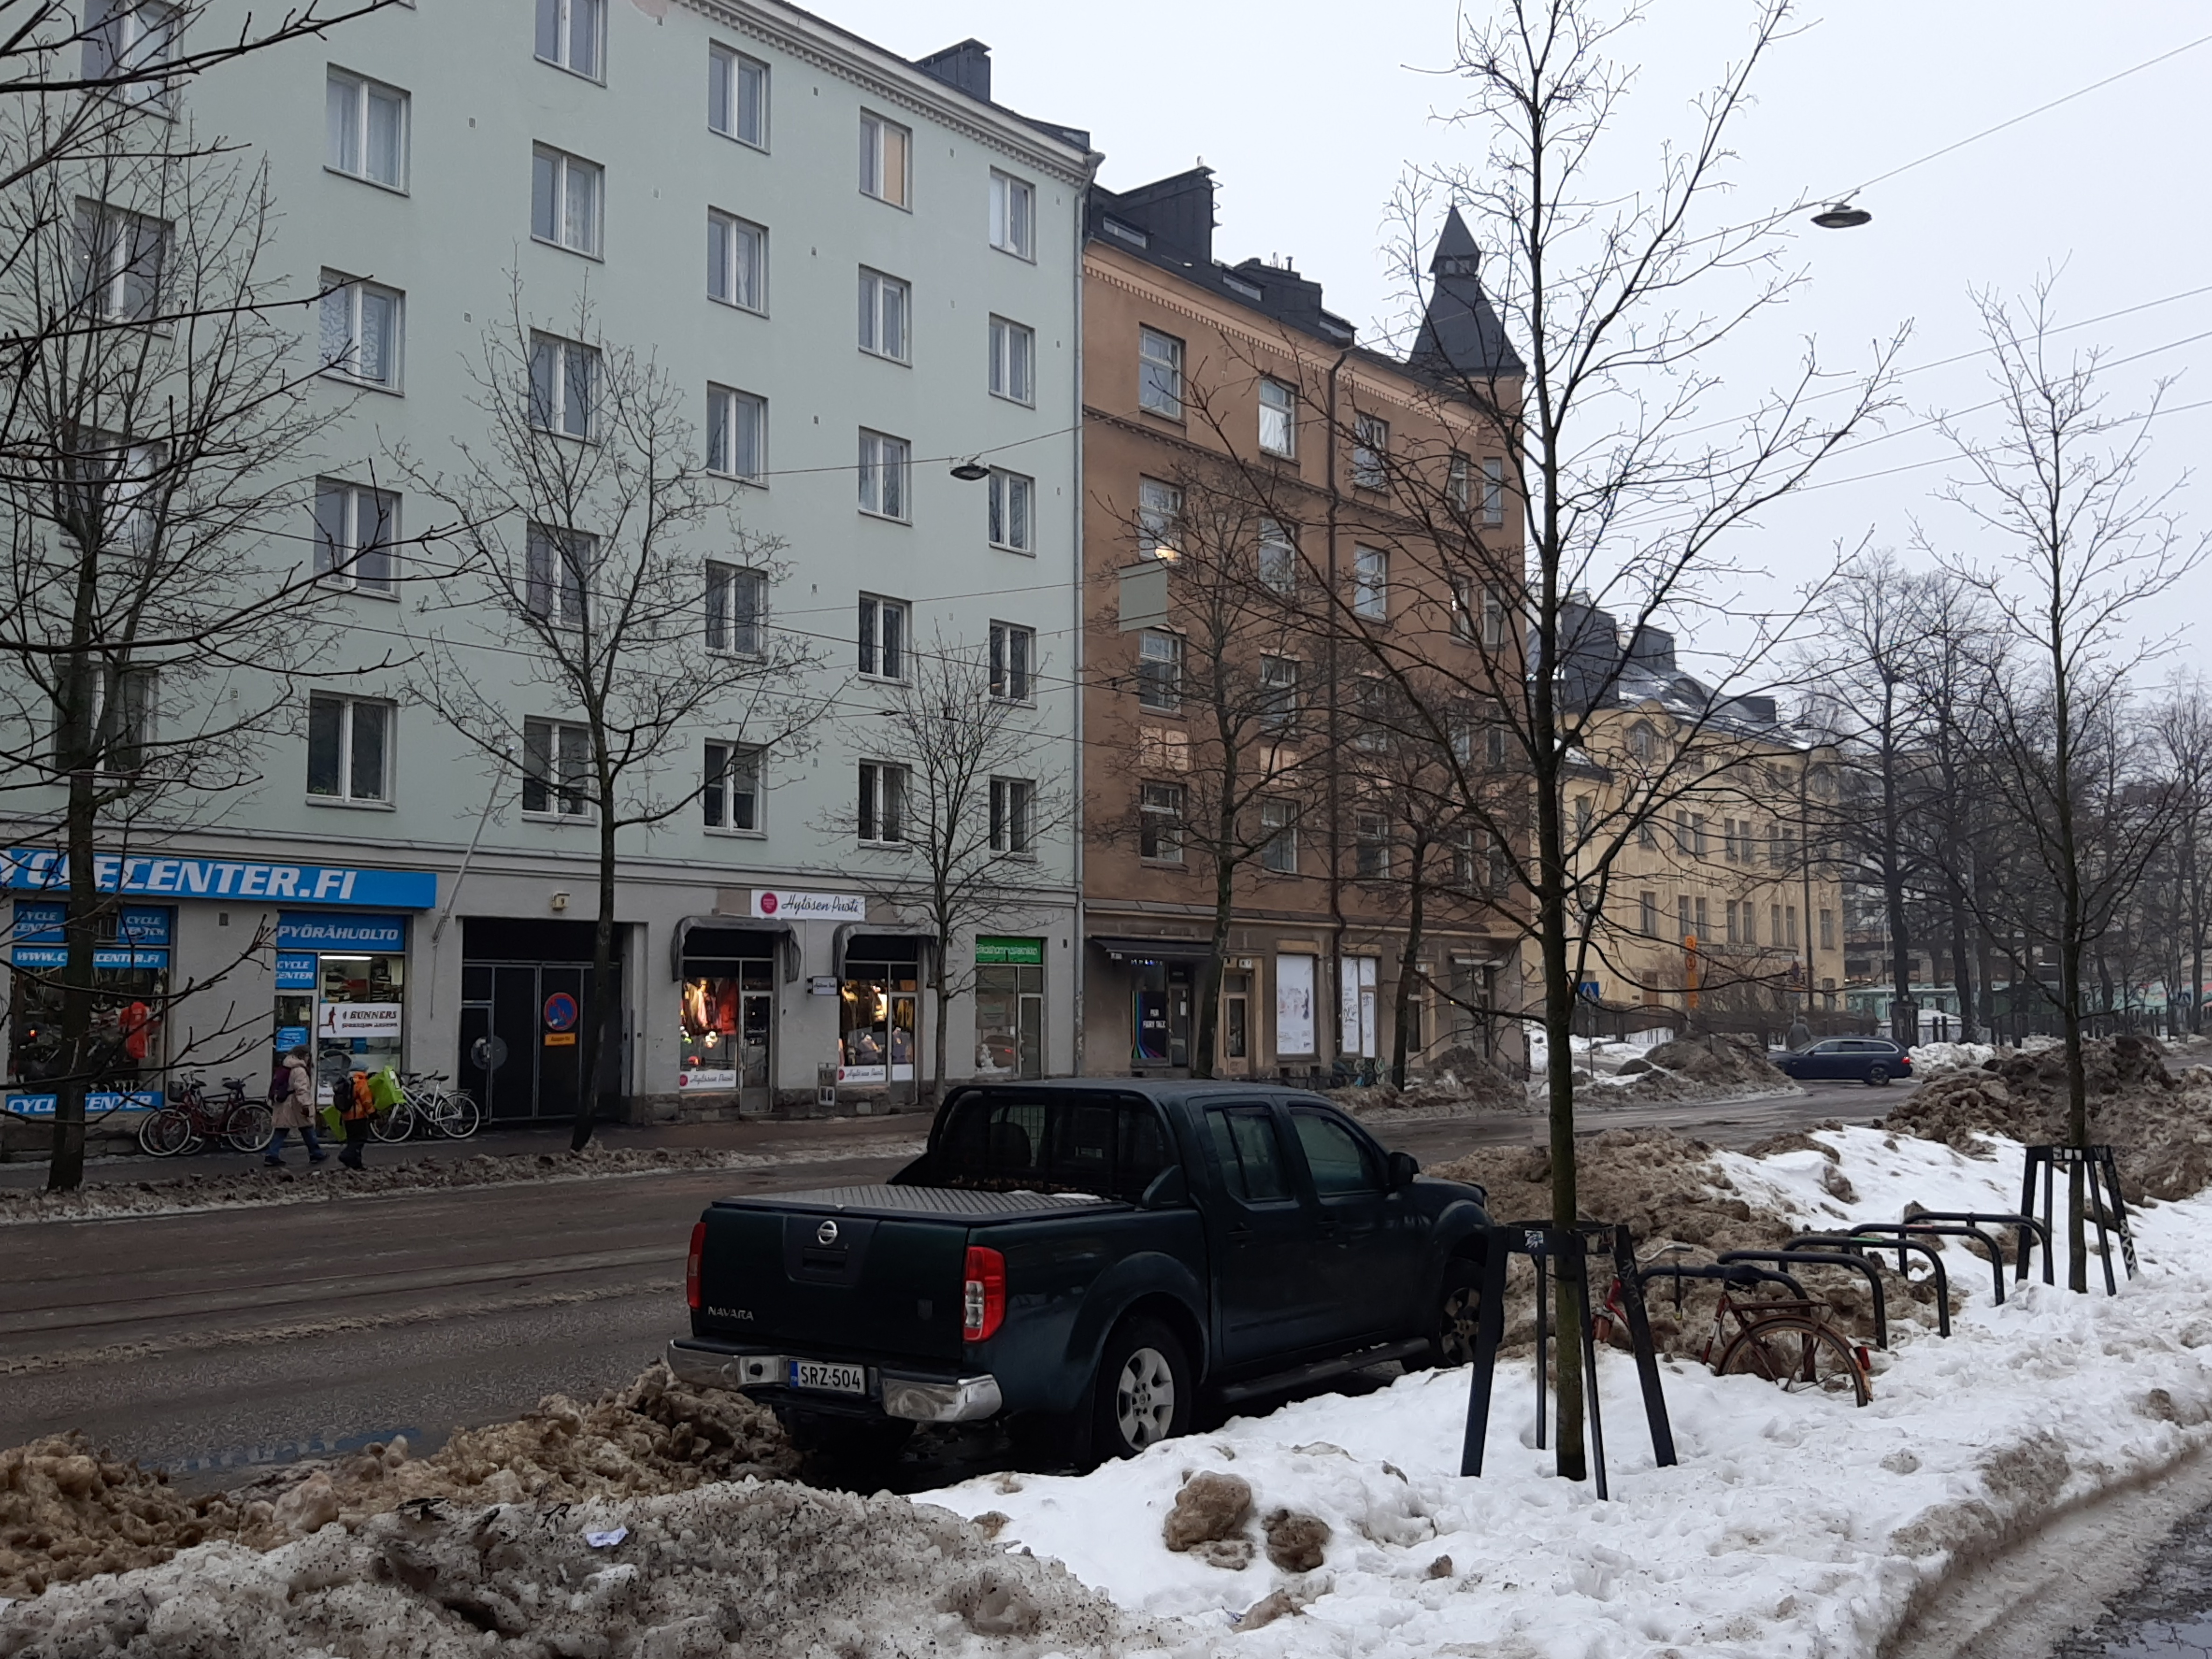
[458,919,626,1122]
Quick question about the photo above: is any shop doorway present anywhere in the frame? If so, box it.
[680,930,778,1114]
[1132,960,1193,1069]
[1220,971,1252,1076]
[459,919,626,1122]
[974,939,1045,1080]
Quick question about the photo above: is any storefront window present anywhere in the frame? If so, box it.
[6,901,171,1091]
[309,952,404,1103]
[839,963,916,1085]
[974,937,1044,1078]
[680,959,772,1091]
[1132,960,1191,1066]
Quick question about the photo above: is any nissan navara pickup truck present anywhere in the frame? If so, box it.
[669,1079,1492,1462]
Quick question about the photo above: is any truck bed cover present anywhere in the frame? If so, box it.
[710,1185,1123,1217]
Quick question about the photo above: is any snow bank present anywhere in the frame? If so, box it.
[1908,1040,1996,1075]
[926,1127,2212,1658]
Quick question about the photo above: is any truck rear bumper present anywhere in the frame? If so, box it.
[666,1338,1003,1423]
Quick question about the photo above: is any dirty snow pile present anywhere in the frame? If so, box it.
[1908,1040,1997,1075]
[1335,1046,1529,1120]
[928,1126,2212,1658]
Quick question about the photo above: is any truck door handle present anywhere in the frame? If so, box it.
[1228,1225,1254,1242]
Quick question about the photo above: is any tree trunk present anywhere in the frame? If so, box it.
[571,811,619,1152]
[1949,892,1978,1045]
[47,767,100,1192]
[1391,851,1428,1090]
[1191,855,1235,1080]
[932,931,951,1108]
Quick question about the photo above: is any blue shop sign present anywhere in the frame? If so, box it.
[274,1025,309,1052]
[4,1090,163,1116]
[275,952,320,990]
[0,849,435,910]
[12,901,172,946]
[276,913,407,952]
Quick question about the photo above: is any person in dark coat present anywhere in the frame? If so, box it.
[265,1046,327,1166]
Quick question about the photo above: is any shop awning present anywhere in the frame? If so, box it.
[670,915,795,982]
[831,924,936,978]
[1088,934,1212,962]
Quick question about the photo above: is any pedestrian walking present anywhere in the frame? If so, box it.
[339,1068,373,1169]
[1786,1013,1813,1052]
[265,1046,327,1166]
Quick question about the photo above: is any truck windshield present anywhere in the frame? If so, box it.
[931,1092,1172,1200]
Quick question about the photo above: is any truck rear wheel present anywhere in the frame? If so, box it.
[1411,1256,1484,1370]
[1092,1317,1192,1460]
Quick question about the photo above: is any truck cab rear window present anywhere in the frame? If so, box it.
[933,1093,1171,1199]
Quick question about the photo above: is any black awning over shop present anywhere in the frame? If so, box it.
[670,915,796,982]
[1088,934,1211,963]
[832,925,935,978]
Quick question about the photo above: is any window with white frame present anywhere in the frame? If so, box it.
[313,480,399,595]
[1257,519,1295,594]
[76,666,155,774]
[702,740,761,831]
[528,333,598,438]
[1355,811,1391,878]
[1137,476,1181,559]
[63,431,157,551]
[857,593,907,679]
[74,201,167,321]
[1482,456,1506,525]
[522,718,592,817]
[706,384,764,481]
[534,0,604,80]
[857,430,908,519]
[1259,654,1299,734]
[859,113,909,208]
[705,561,764,655]
[1448,453,1470,511]
[1449,577,1475,641]
[326,69,407,190]
[988,315,1034,404]
[1259,378,1295,457]
[306,693,390,802]
[989,776,1034,854]
[1139,327,1183,418]
[1139,781,1183,862]
[989,170,1033,257]
[708,44,767,147]
[1639,891,1658,937]
[857,267,908,361]
[1261,799,1299,873]
[989,621,1033,702]
[988,468,1031,552]
[1136,629,1182,712]
[707,210,765,311]
[524,523,592,627]
[1352,414,1388,488]
[1352,545,1388,620]
[318,272,402,390]
[83,0,175,107]
[857,760,908,843]
[530,144,602,256]
[1481,585,1508,650]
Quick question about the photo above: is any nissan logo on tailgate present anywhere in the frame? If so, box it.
[815,1219,840,1246]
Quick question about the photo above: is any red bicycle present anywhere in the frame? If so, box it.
[138,1075,274,1157]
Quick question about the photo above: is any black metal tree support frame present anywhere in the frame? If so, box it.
[1461,1223,1677,1499]
[2023,1144,2138,1293]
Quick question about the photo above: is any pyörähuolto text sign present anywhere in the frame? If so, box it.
[749,890,865,922]
[1,849,436,909]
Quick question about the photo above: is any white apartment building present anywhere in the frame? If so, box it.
[0,1,1096,1124]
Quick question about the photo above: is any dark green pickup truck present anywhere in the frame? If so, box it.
[669,1079,1493,1461]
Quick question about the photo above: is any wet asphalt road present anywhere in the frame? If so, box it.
[2056,1500,2212,1658]
[0,1081,1895,1489]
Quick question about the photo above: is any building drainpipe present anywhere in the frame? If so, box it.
[1324,348,1352,1071]
[1070,159,1100,1077]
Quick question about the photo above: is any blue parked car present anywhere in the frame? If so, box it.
[1773,1037,1913,1086]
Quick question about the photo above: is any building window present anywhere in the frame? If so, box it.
[313,481,399,595]
[1356,811,1391,879]
[1680,895,1693,941]
[522,718,591,817]
[534,0,604,80]
[74,202,168,322]
[1259,378,1295,457]
[528,333,598,438]
[530,145,602,257]
[1450,578,1475,641]
[1725,899,1741,946]
[1482,586,1508,651]
[83,0,176,106]
[1640,891,1658,937]
[1140,781,1183,862]
[1690,813,1708,858]
[1574,793,1593,838]
[989,777,1034,854]
[857,593,908,680]
[79,666,155,775]
[988,469,1032,552]
[1353,414,1388,488]
[1787,905,1800,949]
[1696,897,1710,939]
[1259,655,1299,734]
[1261,799,1298,874]
[859,113,910,207]
[708,44,767,147]
[858,267,909,361]
[989,621,1033,702]
[1449,453,1470,511]
[707,211,765,312]
[1769,903,1783,948]
[858,760,908,843]
[306,693,390,802]
[524,523,592,626]
[705,384,764,481]
[1137,630,1181,712]
[989,169,1033,257]
[1258,519,1295,595]
[988,315,1034,404]
[1139,327,1183,418]
[1482,457,1507,525]
[318,272,402,390]
[705,561,764,655]
[702,740,760,831]
[1820,908,1836,951]
[1137,477,1181,560]
[857,430,909,519]
[326,70,407,190]
[1352,545,1388,620]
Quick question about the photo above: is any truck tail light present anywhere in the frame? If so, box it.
[963,1245,1005,1343]
[686,1221,705,1310]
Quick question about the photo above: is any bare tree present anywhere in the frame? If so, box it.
[403,285,816,1150]
[2144,680,2212,1037]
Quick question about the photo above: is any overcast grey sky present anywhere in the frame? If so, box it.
[832,0,2212,677]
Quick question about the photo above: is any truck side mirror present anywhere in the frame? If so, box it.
[1386,1150,1419,1190]
[1140,1164,1188,1209]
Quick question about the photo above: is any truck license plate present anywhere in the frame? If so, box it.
[788,1359,866,1395]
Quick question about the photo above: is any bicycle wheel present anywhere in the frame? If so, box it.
[1717,1316,1871,1405]
[432,1092,481,1139]
[371,1101,416,1142]
[222,1102,274,1154]
[140,1108,194,1157]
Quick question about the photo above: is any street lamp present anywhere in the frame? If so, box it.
[948,457,990,481]
[1810,201,1872,230]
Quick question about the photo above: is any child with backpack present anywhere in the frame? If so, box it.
[338,1067,376,1169]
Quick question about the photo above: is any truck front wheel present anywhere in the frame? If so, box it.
[1092,1317,1193,1459]
[1414,1256,1484,1369]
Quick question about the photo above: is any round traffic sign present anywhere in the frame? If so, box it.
[543,991,579,1032]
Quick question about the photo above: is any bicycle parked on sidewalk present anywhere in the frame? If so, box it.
[369,1071,482,1143]
[137,1074,274,1157]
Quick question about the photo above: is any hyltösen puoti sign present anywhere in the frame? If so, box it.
[749,890,864,922]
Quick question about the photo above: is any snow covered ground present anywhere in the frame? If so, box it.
[927,1129,2212,1658]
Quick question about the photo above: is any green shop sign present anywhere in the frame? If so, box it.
[975,935,1043,966]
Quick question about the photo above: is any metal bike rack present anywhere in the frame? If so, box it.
[1461,1222,1677,1499]
[1716,1249,1889,1349]
[1634,1261,1808,1307]
[2021,1145,2136,1292]
[1786,1231,1952,1336]
[1902,1210,2052,1286]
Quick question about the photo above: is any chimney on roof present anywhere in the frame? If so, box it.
[916,39,991,103]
